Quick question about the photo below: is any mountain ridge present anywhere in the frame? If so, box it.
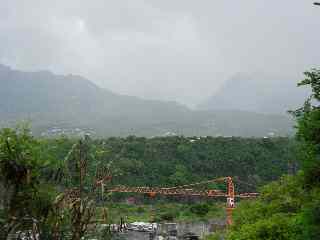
[198,73,309,114]
[0,64,294,137]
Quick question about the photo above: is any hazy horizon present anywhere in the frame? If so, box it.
[1,1,319,107]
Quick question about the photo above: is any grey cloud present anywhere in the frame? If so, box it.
[0,0,319,106]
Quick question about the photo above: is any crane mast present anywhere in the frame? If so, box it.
[226,177,235,226]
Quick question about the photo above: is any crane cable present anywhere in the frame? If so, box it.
[164,177,227,190]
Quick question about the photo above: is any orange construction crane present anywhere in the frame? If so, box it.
[96,176,258,226]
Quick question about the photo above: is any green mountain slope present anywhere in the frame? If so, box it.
[0,64,294,137]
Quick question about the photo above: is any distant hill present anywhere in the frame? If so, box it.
[198,73,309,114]
[0,64,294,137]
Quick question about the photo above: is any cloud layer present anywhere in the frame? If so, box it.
[0,0,319,106]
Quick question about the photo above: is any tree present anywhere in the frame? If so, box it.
[54,136,114,240]
[291,69,320,239]
[169,164,189,185]
[226,69,320,240]
[290,69,320,187]
[0,125,56,239]
[227,175,305,240]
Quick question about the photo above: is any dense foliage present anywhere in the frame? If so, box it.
[0,127,112,239]
[40,136,298,194]
[226,69,320,240]
[0,125,58,239]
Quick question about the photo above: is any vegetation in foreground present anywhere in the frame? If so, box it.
[225,69,320,240]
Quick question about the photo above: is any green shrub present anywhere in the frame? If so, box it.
[137,206,146,213]
[190,203,210,216]
[159,212,176,221]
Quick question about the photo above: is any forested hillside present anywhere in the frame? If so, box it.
[0,64,294,137]
[43,136,298,191]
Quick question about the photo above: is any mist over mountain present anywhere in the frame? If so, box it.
[198,73,309,114]
[0,64,294,137]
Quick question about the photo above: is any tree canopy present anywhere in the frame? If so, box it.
[226,69,320,240]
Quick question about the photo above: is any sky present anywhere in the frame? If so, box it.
[0,1,319,107]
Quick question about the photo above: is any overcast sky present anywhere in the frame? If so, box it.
[0,1,319,107]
